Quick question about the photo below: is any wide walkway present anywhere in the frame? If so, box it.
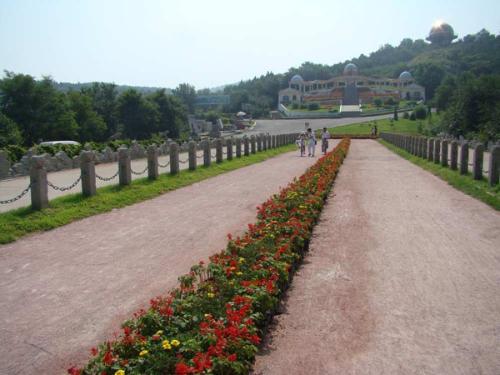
[0,146,328,374]
[253,140,500,374]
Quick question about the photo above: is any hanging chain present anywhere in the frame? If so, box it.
[96,170,119,181]
[0,184,31,204]
[47,175,82,191]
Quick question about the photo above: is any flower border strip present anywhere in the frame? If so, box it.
[70,138,350,375]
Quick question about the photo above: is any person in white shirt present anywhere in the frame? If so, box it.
[321,127,331,154]
[307,128,316,157]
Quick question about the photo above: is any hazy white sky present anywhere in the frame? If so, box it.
[1,0,499,89]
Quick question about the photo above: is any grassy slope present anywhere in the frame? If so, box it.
[0,145,295,244]
[328,117,426,135]
[379,139,500,210]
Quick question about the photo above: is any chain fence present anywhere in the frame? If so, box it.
[96,170,119,181]
[47,175,82,191]
[179,158,189,164]
[158,160,170,168]
[131,165,148,175]
[0,184,31,204]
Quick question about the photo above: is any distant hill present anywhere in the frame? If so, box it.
[53,81,173,95]
[221,28,500,117]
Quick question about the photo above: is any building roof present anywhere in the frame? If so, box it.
[344,63,358,76]
[290,74,304,84]
[399,71,413,80]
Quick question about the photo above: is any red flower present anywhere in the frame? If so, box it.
[227,353,237,362]
[90,347,98,356]
[67,366,81,375]
[103,350,114,365]
[175,362,194,375]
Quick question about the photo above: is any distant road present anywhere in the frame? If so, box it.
[249,114,393,135]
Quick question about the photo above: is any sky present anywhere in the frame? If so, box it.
[1,0,499,89]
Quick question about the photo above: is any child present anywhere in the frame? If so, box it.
[296,132,306,156]
[321,127,330,154]
[307,128,316,157]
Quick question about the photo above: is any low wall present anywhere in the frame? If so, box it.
[0,133,300,210]
[380,132,500,187]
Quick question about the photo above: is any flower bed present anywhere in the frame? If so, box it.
[70,138,350,375]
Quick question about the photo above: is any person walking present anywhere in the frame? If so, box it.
[296,132,306,157]
[307,128,316,157]
[321,127,330,155]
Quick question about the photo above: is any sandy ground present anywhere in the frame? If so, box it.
[0,146,330,375]
[253,140,500,375]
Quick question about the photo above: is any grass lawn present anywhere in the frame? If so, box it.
[327,117,429,135]
[0,144,296,244]
[379,139,500,210]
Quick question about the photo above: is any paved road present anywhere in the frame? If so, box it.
[249,114,392,135]
[253,140,500,375]
[0,145,329,374]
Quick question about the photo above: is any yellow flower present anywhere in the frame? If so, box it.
[238,257,245,264]
[139,349,149,357]
[162,340,172,350]
[236,272,243,276]
[155,330,163,336]
[115,370,125,375]
[207,292,215,298]
[171,339,180,347]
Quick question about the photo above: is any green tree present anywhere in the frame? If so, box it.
[173,83,197,113]
[393,107,398,121]
[0,112,22,147]
[117,89,160,139]
[373,98,382,107]
[413,63,446,99]
[147,90,187,138]
[81,82,119,137]
[68,91,107,142]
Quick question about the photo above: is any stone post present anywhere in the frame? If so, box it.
[433,139,441,164]
[459,142,469,175]
[427,138,434,161]
[147,145,159,180]
[272,135,276,148]
[243,136,250,156]
[188,141,197,171]
[267,134,271,150]
[169,142,180,175]
[80,150,96,196]
[226,138,233,160]
[235,138,242,158]
[257,134,262,152]
[0,150,10,179]
[472,143,484,180]
[262,134,267,151]
[450,141,458,170]
[488,145,500,186]
[118,147,132,186]
[30,155,48,210]
[250,135,256,154]
[215,138,223,163]
[202,140,211,167]
[441,140,448,167]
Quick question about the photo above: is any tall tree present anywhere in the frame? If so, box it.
[147,90,187,138]
[68,91,107,142]
[117,89,159,139]
[0,112,22,147]
[172,83,197,113]
[82,82,119,137]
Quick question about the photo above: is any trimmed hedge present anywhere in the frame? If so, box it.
[70,139,350,375]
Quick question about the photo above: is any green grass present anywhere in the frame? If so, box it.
[0,145,296,244]
[328,118,428,135]
[379,139,500,210]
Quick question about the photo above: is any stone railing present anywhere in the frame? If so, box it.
[0,133,299,211]
[379,132,500,187]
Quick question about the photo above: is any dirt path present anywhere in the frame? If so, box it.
[0,146,331,375]
[253,140,500,375]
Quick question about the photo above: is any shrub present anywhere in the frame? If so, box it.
[3,144,27,163]
[403,111,410,119]
[410,112,417,121]
[414,105,427,119]
[291,103,299,110]
[307,102,319,111]
[373,98,383,107]
[70,139,351,375]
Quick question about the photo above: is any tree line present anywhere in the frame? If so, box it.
[0,72,189,148]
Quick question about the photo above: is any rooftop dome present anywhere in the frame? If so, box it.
[343,63,358,76]
[399,71,412,80]
[290,74,304,84]
[426,22,457,46]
